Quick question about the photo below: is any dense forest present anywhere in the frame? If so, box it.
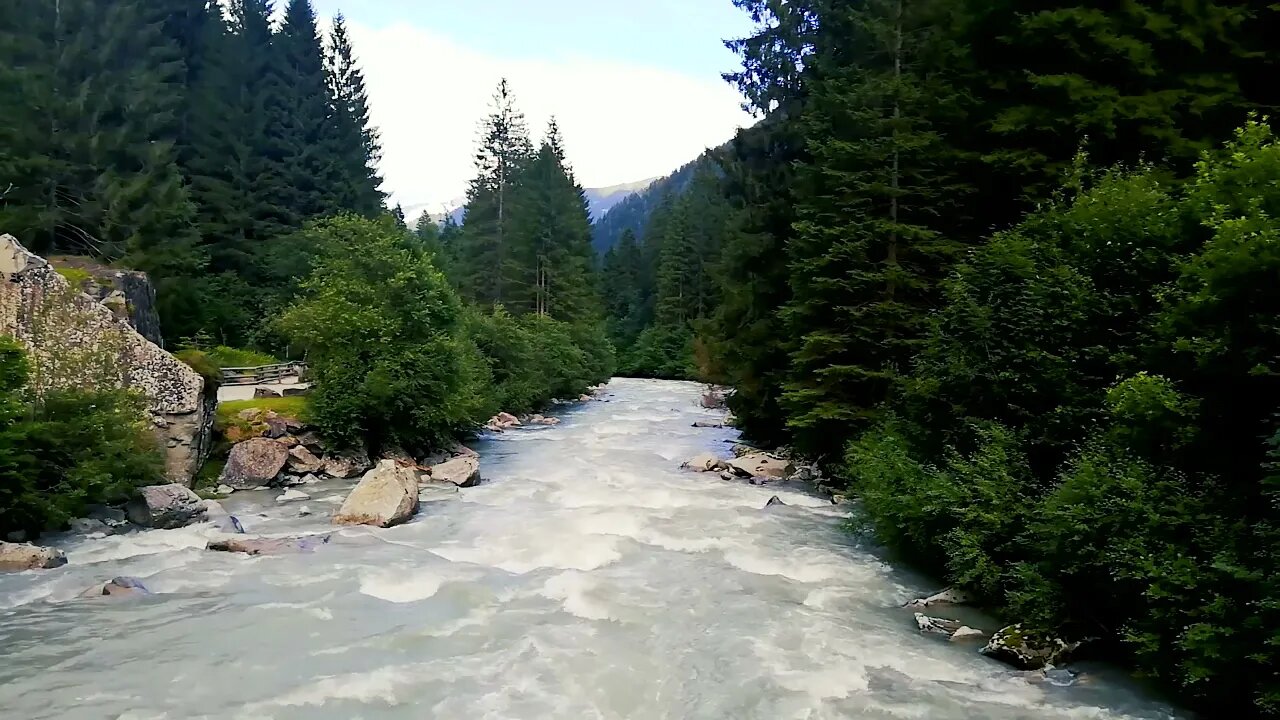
[2,0,1280,714]
[592,0,1278,714]
[0,2,611,532]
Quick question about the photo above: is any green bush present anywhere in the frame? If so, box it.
[0,337,164,536]
[204,345,280,368]
[279,216,492,455]
[173,349,222,390]
[847,122,1280,715]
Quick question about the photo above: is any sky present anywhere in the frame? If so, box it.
[307,0,760,217]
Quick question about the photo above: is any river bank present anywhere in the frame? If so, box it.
[0,379,1183,719]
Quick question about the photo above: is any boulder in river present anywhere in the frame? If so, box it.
[333,460,419,528]
[765,496,786,508]
[681,454,721,472]
[428,455,481,487]
[980,624,1085,669]
[286,445,324,475]
[68,517,115,536]
[207,534,332,556]
[725,452,793,479]
[906,587,973,608]
[221,437,290,490]
[914,613,965,637]
[102,576,151,597]
[691,421,724,429]
[527,414,560,426]
[276,488,310,503]
[950,626,986,643]
[0,541,68,571]
[126,484,208,529]
[322,448,373,479]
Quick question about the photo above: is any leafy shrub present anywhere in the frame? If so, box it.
[173,349,222,390]
[204,346,280,368]
[279,216,491,455]
[0,336,163,536]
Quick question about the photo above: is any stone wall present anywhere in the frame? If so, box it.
[0,234,212,485]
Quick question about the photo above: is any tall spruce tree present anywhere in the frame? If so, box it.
[454,80,534,307]
[325,13,384,217]
[275,0,337,220]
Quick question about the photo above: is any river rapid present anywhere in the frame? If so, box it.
[0,378,1182,719]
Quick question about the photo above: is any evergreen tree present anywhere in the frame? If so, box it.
[325,13,384,217]
[454,80,534,307]
[275,0,337,220]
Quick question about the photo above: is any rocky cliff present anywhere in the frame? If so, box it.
[48,255,165,346]
[0,234,212,485]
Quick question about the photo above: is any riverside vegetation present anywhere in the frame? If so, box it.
[0,0,1278,715]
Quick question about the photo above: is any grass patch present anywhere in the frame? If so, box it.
[216,396,310,426]
[206,346,280,368]
[55,266,93,289]
[174,349,222,389]
[194,458,226,494]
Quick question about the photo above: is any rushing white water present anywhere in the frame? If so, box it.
[0,378,1182,719]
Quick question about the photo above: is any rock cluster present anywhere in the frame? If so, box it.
[218,409,370,488]
[0,234,213,486]
[0,541,67,572]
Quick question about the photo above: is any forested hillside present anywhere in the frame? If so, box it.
[593,0,1279,714]
[0,0,384,347]
[590,154,713,254]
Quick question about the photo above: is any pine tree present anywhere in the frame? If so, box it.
[454,80,534,307]
[325,13,384,216]
[275,0,337,220]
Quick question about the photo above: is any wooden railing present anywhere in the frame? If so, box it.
[220,362,309,386]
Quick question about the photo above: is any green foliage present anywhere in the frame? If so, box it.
[279,216,490,455]
[54,267,93,288]
[0,337,163,536]
[173,349,222,391]
[841,123,1280,715]
[216,396,310,428]
[203,346,280,369]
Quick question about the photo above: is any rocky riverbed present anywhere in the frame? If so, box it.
[0,379,1183,719]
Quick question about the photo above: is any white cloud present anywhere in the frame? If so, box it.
[341,21,754,214]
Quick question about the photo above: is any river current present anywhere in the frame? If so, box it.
[0,378,1182,719]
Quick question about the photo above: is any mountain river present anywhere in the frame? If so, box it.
[0,378,1184,719]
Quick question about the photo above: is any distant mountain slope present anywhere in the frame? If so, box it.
[590,152,716,255]
[403,177,660,228]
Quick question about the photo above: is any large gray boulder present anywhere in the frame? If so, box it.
[126,484,207,529]
[427,456,480,487]
[0,234,213,486]
[980,624,1085,669]
[0,542,67,571]
[220,437,290,489]
[334,460,419,528]
[725,452,793,479]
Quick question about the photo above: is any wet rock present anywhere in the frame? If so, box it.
[428,455,481,488]
[765,496,786,508]
[286,445,324,474]
[282,386,309,397]
[950,626,987,643]
[681,454,720,472]
[102,576,151,597]
[68,517,114,536]
[450,443,479,458]
[334,460,419,528]
[788,463,821,483]
[254,387,283,399]
[725,452,793,479]
[719,471,736,481]
[915,613,964,637]
[731,443,759,458]
[907,587,974,608]
[297,505,313,517]
[85,504,129,528]
[215,484,235,495]
[496,411,520,426]
[126,484,207,529]
[748,476,771,486]
[207,534,332,556]
[220,437,290,490]
[211,514,246,534]
[691,421,724,429]
[578,394,593,402]
[0,542,68,571]
[980,624,1085,670]
[276,488,310,503]
[322,448,372,479]
[527,414,560,425]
